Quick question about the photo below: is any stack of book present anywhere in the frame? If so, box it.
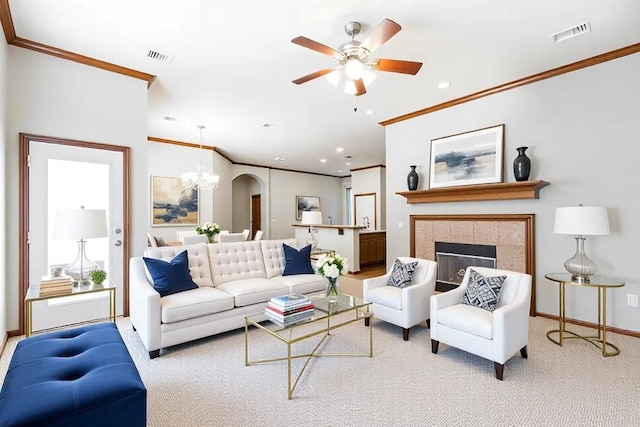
[265,293,314,326]
[39,275,73,296]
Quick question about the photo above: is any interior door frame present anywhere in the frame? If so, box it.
[354,192,377,229]
[18,133,131,335]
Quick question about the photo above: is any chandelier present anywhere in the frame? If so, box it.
[181,125,220,190]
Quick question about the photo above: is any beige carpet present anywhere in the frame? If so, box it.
[2,300,640,426]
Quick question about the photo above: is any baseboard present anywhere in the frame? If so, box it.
[535,312,640,338]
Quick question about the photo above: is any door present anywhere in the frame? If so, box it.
[21,134,129,333]
[251,194,261,239]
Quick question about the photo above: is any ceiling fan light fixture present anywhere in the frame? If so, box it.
[344,58,364,80]
[324,69,342,87]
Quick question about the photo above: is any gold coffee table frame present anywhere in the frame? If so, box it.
[25,282,117,337]
[544,273,624,357]
[244,294,373,399]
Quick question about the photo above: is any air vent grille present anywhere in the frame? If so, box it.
[147,50,174,62]
[551,22,591,43]
[163,116,179,122]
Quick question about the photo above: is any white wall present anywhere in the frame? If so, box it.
[269,169,343,239]
[0,33,8,340]
[5,47,149,330]
[385,53,640,332]
[351,166,386,230]
[146,142,230,242]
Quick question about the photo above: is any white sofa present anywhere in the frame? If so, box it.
[129,238,326,358]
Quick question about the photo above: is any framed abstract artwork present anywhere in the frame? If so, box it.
[150,176,199,226]
[429,124,505,189]
[296,195,320,221]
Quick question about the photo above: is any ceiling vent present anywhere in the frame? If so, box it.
[551,22,591,43]
[163,116,179,122]
[147,50,174,62]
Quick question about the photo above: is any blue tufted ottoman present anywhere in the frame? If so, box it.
[0,323,146,427]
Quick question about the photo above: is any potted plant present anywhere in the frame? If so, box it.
[90,269,107,285]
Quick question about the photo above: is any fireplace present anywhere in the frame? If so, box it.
[435,242,497,291]
[410,214,536,315]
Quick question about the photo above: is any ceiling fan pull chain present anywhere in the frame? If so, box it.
[353,94,358,112]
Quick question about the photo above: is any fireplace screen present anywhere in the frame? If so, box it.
[435,242,496,291]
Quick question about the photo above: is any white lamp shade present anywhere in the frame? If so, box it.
[52,208,108,240]
[553,206,610,236]
[301,211,323,225]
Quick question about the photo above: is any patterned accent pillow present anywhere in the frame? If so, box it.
[386,258,419,288]
[462,269,507,312]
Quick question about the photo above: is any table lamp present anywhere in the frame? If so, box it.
[553,205,609,282]
[300,211,322,251]
[52,207,108,287]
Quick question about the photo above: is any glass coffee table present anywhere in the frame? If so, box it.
[244,293,373,399]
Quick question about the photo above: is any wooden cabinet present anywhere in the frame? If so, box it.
[360,231,386,266]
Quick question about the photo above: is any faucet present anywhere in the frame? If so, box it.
[363,216,370,230]
[328,216,333,225]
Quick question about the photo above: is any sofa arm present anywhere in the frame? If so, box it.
[362,273,391,299]
[129,257,162,355]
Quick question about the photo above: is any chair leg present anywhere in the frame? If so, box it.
[520,345,528,359]
[431,339,439,354]
[494,362,504,380]
[132,325,137,331]
[364,317,370,327]
[426,318,430,329]
[402,328,410,341]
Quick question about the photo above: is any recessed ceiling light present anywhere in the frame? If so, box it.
[274,157,285,161]
[346,162,351,166]
[365,109,375,115]
[320,159,327,163]
[336,147,344,152]
[261,123,276,129]
[438,81,451,89]
[338,170,343,173]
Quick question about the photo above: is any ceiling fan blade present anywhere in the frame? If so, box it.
[361,19,402,54]
[291,36,343,59]
[374,58,423,75]
[292,68,334,85]
[354,79,366,96]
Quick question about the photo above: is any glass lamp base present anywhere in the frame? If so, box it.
[564,236,597,282]
[307,228,318,251]
[64,240,99,287]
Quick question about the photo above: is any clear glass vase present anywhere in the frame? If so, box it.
[326,277,339,302]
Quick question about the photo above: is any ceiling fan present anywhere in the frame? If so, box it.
[291,18,423,96]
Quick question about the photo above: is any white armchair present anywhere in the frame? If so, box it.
[363,257,438,341]
[430,266,532,380]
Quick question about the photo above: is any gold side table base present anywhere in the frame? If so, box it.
[546,329,620,357]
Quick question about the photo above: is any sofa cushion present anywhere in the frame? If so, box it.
[438,303,493,339]
[462,268,506,312]
[271,274,326,295]
[161,287,235,323]
[260,238,298,278]
[282,244,314,275]
[208,241,267,286]
[144,244,214,288]
[143,251,198,297]
[215,278,288,307]
[386,258,418,288]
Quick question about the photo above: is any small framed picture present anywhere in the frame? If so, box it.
[429,124,505,189]
[296,196,320,221]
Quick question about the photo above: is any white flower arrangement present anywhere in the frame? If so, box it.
[195,222,221,242]
[316,253,348,279]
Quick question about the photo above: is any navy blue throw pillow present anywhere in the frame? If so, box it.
[282,244,314,276]
[143,250,198,297]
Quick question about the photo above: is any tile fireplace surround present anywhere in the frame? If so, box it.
[410,214,536,315]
